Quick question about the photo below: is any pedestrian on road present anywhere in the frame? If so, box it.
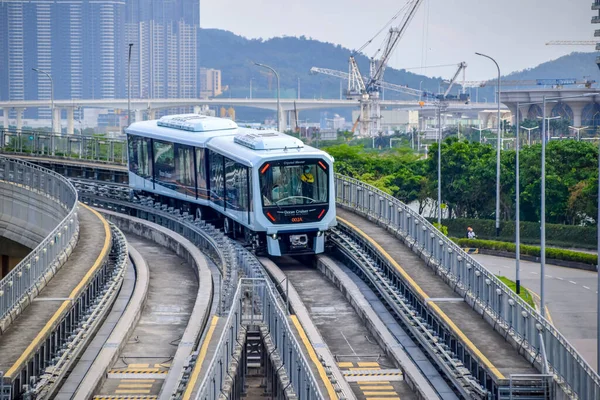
[467,227,476,239]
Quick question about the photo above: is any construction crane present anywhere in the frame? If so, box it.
[546,41,595,45]
[320,0,424,137]
[460,78,596,88]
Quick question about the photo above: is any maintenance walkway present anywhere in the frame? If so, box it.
[336,208,537,383]
[0,205,110,387]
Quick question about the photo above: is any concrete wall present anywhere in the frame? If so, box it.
[0,180,69,250]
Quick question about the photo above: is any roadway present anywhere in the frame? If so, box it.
[471,253,598,370]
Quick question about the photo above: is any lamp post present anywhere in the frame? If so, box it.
[515,102,521,294]
[472,126,487,143]
[419,81,423,101]
[568,125,589,141]
[521,126,539,146]
[437,105,443,225]
[254,62,280,132]
[475,52,501,237]
[537,115,561,141]
[127,43,133,127]
[32,68,54,132]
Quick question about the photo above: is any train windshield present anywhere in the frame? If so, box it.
[260,160,328,206]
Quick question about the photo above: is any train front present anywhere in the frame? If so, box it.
[258,154,336,256]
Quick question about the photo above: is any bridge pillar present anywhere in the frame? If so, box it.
[66,107,75,135]
[134,109,143,122]
[2,108,8,130]
[15,108,25,132]
[148,109,156,120]
[279,109,288,132]
[52,108,61,134]
[570,102,585,127]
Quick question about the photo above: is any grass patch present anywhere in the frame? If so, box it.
[496,276,535,308]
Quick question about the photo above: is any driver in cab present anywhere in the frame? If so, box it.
[300,166,314,202]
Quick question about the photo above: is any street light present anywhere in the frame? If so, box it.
[517,93,598,348]
[419,80,423,101]
[437,105,444,225]
[475,52,502,237]
[32,68,55,133]
[472,126,487,143]
[254,62,280,132]
[515,103,521,294]
[537,115,561,141]
[127,43,133,127]
[521,126,539,146]
[568,125,589,141]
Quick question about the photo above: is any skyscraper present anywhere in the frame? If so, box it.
[0,0,200,119]
[126,0,200,101]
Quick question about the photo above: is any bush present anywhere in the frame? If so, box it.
[432,222,448,236]
[453,238,597,266]
[436,218,597,249]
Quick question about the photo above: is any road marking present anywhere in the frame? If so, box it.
[528,289,555,326]
[584,286,591,290]
[556,277,564,281]
[340,330,357,357]
[357,362,380,367]
[357,381,390,385]
[289,315,338,400]
[545,275,553,278]
[182,316,220,400]
[529,271,538,275]
[569,280,577,285]
[349,367,381,371]
[360,386,395,390]
[338,362,354,368]
[363,392,398,396]
[117,384,153,389]
[115,390,152,394]
[365,397,400,400]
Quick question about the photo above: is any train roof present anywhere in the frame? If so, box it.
[126,114,332,166]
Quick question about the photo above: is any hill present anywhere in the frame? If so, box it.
[198,29,598,120]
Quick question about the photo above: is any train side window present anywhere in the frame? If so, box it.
[175,144,194,198]
[153,140,176,191]
[209,150,224,207]
[128,135,151,179]
[195,148,207,198]
[225,159,249,212]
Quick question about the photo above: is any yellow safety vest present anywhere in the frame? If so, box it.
[301,173,314,183]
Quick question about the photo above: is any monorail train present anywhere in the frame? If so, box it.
[125,114,336,256]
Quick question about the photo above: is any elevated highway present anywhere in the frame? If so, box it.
[2,149,600,399]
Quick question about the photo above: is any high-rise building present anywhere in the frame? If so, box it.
[0,0,200,120]
[126,0,200,101]
[199,68,222,98]
[0,0,126,118]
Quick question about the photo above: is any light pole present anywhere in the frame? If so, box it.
[515,102,521,294]
[32,68,55,133]
[254,62,280,132]
[437,105,443,225]
[472,126,487,143]
[537,115,561,141]
[419,81,423,101]
[568,125,589,141]
[475,52,502,237]
[521,126,539,146]
[127,43,133,127]
[250,78,254,99]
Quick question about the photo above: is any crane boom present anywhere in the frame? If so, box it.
[310,67,428,98]
[546,40,595,45]
[367,0,423,89]
[461,78,595,88]
[443,62,467,97]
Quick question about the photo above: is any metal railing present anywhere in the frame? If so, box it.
[0,156,79,323]
[0,129,126,165]
[335,173,600,399]
[196,278,324,400]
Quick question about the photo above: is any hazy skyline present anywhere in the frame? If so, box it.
[202,0,594,82]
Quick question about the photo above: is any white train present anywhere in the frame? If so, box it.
[126,114,336,256]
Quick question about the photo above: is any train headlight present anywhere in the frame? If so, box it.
[271,233,278,240]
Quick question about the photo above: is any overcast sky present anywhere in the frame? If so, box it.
[201,0,594,81]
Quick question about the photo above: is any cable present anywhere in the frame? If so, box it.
[356,2,410,54]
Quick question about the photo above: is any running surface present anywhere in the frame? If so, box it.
[96,233,198,398]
